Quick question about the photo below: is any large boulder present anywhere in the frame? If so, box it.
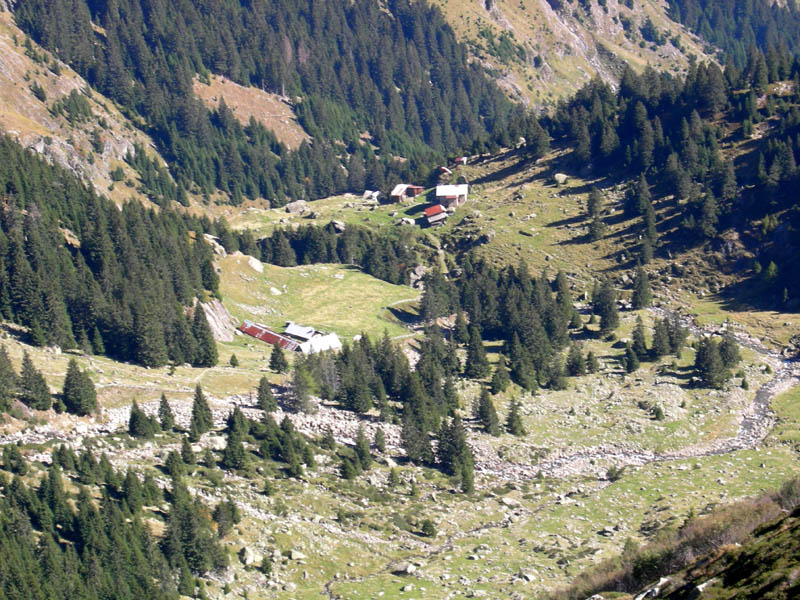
[239,546,263,567]
[285,199,309,214]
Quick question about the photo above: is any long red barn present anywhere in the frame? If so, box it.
[238,320,300,351]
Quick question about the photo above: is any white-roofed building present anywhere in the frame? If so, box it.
[285,321,316,341]
[299,333,343,354]
[435,184,468,208]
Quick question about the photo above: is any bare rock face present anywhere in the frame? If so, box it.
[285,199,308,214]
[203,234,227,257]
[199,299,238,342]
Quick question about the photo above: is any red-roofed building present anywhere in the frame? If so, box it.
[238,320,300,351]
[424,204,448,226]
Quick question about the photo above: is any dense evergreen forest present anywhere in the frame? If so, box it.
[13,0,541,205]
[547,59,800,306]
[257,224,421,285]
[0,136,219,367]
[667,0,800,68]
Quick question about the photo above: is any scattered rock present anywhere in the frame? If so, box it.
[247,256,264,273]
[499,497,521,508]
[394,562,417,575]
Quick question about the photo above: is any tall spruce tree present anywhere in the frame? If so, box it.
[436,415,474,493]
[257,376,277,412]
[464,325,490,379]
[594,279,619,336]
[566,344,586,376]
[269,342,289,373]
[490,356,511,394]
[0,345,18,409]
[159,393,175,431]
[129,400,156,438]
[354,425,372,471]
[651,318,671,359]
[60,358,94,415]
[190,384,213,437]
[505,398,526,436]
[632,266,653,309]
[719,330,741,368]
[191,305,218,367]
[632,316,649,360]
[624,342,640,373]
[477,388,500,436]
[694,338,730,389]
[20,351,51,410]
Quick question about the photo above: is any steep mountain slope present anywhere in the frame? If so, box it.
[430,0,715,107]
[0,10,167,207]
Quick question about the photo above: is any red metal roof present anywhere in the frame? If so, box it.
[238,321,300,351]
[424,204,445,217]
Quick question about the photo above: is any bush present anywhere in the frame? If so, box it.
[421,518,437,537]
[606,465,625,482]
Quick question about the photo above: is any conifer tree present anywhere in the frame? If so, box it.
[632,266,653,309]
[587,351,600,373]
[0,345,18,409]
[91,326,105,355]
[221,428,246,470]
[20,351,51,410]
[192,305,218,367]
[436,415,474,492]
[509,333,538,391]
[229,354,239,367]
[129,401,156,438]
[181,436,196,467]
[165,450,185,479]
[490,356,511,394]
[133,301,168,367]
[477,388,500,436]
[454,309,470,345]
[257,376,277,412]
[354,425,372,471]
[719,330,741,369]
[624,342,640,373]
[269,342,289,373]
[505,398,526,436]
[3,443,28,474]
[651,319,671,359]
[632,316,649,360]
[667,316,689,357]
[401,412,433,464]
[594,279,619,336]
[159,393,175,431]
[287,364,316,413]
[566,344,586,376]
[374,427,386,453]
[694,338,730,389]
[122,469,143,513]
[61,359,96,416]
[464,325,490,379]
[190,384,213,437]
[339,456,357,480]
[547,354,569,390]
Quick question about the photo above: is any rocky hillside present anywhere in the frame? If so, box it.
[430,0,715,107]
[0,9,169,207]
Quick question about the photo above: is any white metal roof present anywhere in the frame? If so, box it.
[391,183,409,196]
[285,321,316,340]
[299,333,343,354]
[435,184,468,197]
